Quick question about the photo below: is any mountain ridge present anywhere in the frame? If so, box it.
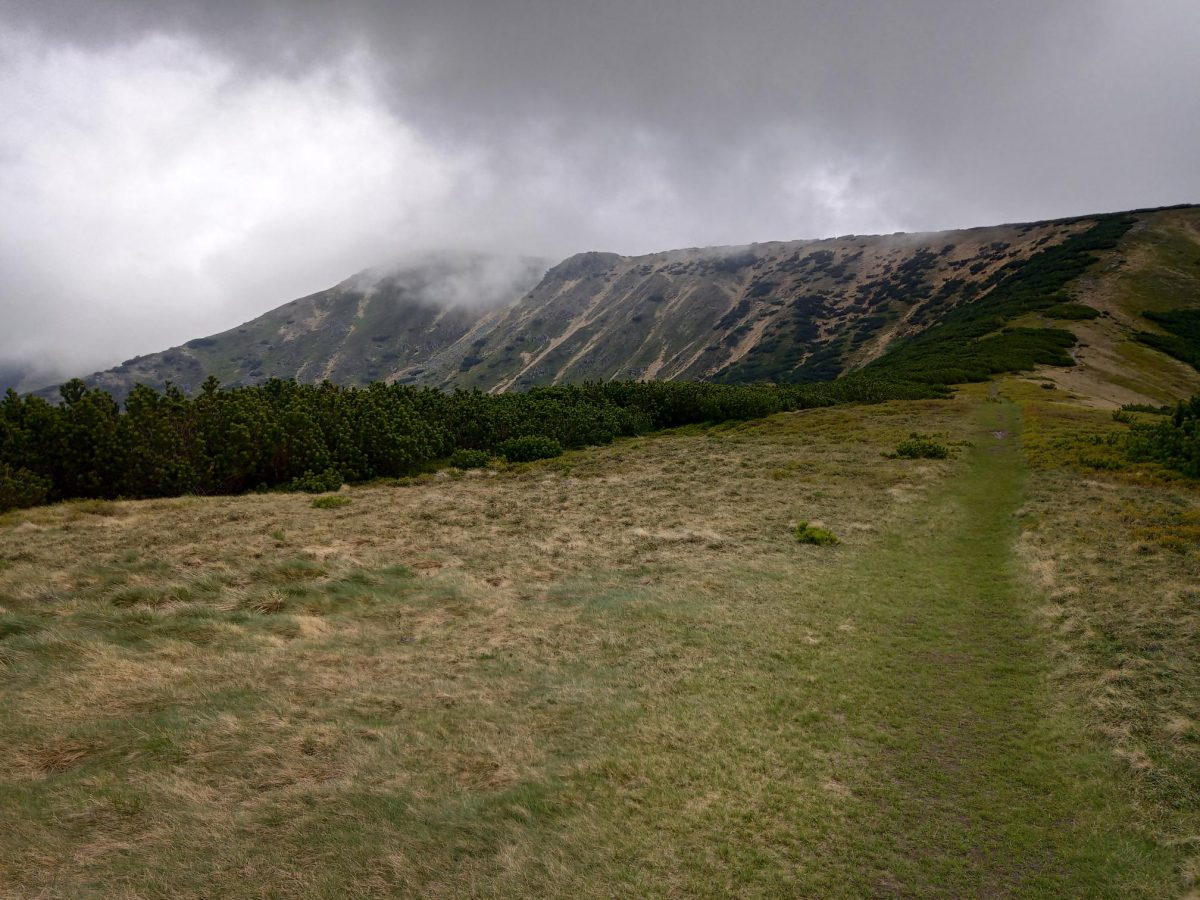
[29,204,1200,406]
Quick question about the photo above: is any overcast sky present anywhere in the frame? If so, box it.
[1,0,1198,387]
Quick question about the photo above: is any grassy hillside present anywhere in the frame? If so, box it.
[1,379,1196,896]
[1031,207,1200,406]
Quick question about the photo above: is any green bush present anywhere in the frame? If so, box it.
[1126,395,1200,477]
[1135,308,1200,371]
[891,433,951,459]
[0,464,50,513]
[311,495,352,509]
[794,522,839,545]
[1043,302,1100,320]
[284,469,344,493]
[498,435,563,462]
[447,448,492,469]
[1119,402,1171,415]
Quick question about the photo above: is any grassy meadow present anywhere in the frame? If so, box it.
[1,382,1197,897]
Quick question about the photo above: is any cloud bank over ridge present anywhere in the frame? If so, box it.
[1,0,1197,386]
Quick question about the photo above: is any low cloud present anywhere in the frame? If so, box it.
[0,30,460,386]
[1,1,1198,388]
[354,251,551,311]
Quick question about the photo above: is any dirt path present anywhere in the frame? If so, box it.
[803,400,1175,896]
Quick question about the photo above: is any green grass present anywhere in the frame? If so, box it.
[1111,211,1200,317]
[786,402,1175,895]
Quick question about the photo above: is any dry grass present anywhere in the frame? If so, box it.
[1009,378,1200,889]
[0,387,1193,896]
[0,399,963,896]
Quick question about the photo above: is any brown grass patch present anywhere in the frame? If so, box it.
[1017,434,1200,884]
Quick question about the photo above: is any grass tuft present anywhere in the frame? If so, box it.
[311,495,352,510]
[794,521,839,545]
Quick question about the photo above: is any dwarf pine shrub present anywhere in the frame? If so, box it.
[892,433,951,459]
[1043,302,1101,320]
[0,464,50,513]
[1126,395,1200,478]
[0,376,943,506]
[285,469,344,493]
[447,448,492,469]
[499,436,563,462]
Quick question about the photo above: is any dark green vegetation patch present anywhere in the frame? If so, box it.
[1126,394,1200,478]
[284,469,345,494]
[1135,308,1200,371]
[498,436,564,463]
[867,215,1136,384]
[0,464,50,512]
[447,448,493,469]
[0,376,942,513]
[890,433,952,459]
[1043,302,1101,320]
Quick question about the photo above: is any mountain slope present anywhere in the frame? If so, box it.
[62,252,550,401]
[1031,206,1200,405]
[48,206,1200,403]
[453,221,1088,390]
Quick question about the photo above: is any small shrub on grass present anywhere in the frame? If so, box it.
[890,433,951,459]
[794,522,839,545]
[311,495,352,510]
[498,436,563,463]
[1119,402,1171,415]
[447,448,492,469]
[1077,453,1125,471]
[284,469,344,494]
[1043,302,1101,320]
